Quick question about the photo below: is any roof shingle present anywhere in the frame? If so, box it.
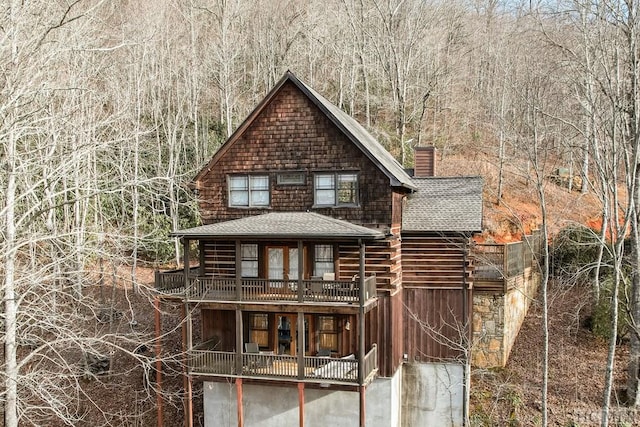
[172,212,385,240]
[403,177,483,233]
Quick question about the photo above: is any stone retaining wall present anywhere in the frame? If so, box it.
[471,269,540,368]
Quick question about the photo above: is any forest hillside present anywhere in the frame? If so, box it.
[1,1,638,426]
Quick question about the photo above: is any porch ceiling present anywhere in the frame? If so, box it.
[171,212,385,241]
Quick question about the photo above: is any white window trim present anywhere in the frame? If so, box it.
[313,172,359,207]
[228,175,270,208]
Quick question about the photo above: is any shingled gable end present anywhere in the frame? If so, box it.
[155,71,485,427]
[193,70,416,194]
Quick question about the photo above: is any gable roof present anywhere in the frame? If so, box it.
[194,71,416,191]
[171,212,385,240]
[403,176,483,233]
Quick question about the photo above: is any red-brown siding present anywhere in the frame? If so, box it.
[401,234,472,361]
[366,288,404,378]
[196,81,398,227]
[403,287,471,361]
[201,309,236,351]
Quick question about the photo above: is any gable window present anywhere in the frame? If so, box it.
[314,244,334,277]
[277,172,305,185]
[229,175,269,207]
[314,173,358,206]
[241,244,259,277]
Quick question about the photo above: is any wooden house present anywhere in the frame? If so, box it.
[155,71,483,427]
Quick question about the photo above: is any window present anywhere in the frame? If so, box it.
[277,172,305,185]
[314,173,358,206]
[229,175,269,207]
[318,316,338,352]
[249,313,269,349]
[241,244,259,278]
[314,244,334,277]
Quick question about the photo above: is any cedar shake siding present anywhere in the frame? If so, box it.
[196,81,397,227]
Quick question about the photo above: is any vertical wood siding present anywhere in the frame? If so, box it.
[401,234,472,361]
[201,309,236,351]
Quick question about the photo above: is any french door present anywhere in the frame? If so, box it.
[267,246,299,286]
[276,313,313,356]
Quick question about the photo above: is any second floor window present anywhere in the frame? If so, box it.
[314,172,359,206]
[229,175,269,207]
[314,244,334,277]
[241,244,259,277]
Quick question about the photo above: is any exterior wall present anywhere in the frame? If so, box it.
[401,363,464,427]
[366,371,403,426]
[404,288,470,362]
[401,235,472,288]
[401,234,472,362]
[202,363,463,427]
[203,376,400,427]
[368,289,404,378]
[339,237,402,289]
[472,268,540,368]
[196,81,398,227]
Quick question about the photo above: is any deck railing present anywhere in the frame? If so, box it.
[473,230,543,292]
[189,345,378,385]
[156,271,377,304]
[154,267,200,294]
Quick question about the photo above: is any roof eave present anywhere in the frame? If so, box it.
[286,74,416,192]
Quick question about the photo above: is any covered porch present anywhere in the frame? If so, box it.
[155,212,385,306]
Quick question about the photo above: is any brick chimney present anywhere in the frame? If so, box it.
[413,146,436,177]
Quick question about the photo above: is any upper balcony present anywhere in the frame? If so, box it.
[155,270,377,305]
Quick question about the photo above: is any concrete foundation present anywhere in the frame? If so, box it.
[401,363,464,427]
[203,362,464,427]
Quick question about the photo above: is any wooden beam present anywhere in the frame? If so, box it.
[359,386,366,427]
[199,240,205,277]
[180,304,192,427]
[196,301,363,314]
[236,378,244,427]
[297,240,304,303]
[236,240,242,300]
[235,309,243,375]
[297,311,305,379]
[154,297,164,427]
[298,382,305,427]
[358,240,365,385]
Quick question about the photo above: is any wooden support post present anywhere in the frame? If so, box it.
[297,311,305,379]
[298,382,305,427]
[183,238,191,298]
[359,386,366,427]
[297,240,304,303]
[235,240,242,301]
[235,309,244,375]
[236,378,244,427]
[198,240,205,277]
[181,304,193,427]
[358,240,366,427]
[358,240,366,385]
[154,297,164,427]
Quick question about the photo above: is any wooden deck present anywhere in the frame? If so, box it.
[155,270,377,305]
[189,346,378,386]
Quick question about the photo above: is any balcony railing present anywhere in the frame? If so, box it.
[156,271,377,304]
[189,345,378,385]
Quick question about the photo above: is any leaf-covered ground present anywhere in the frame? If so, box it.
[470,282,632,426]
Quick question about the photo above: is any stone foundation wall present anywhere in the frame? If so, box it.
[472,269,540,368]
